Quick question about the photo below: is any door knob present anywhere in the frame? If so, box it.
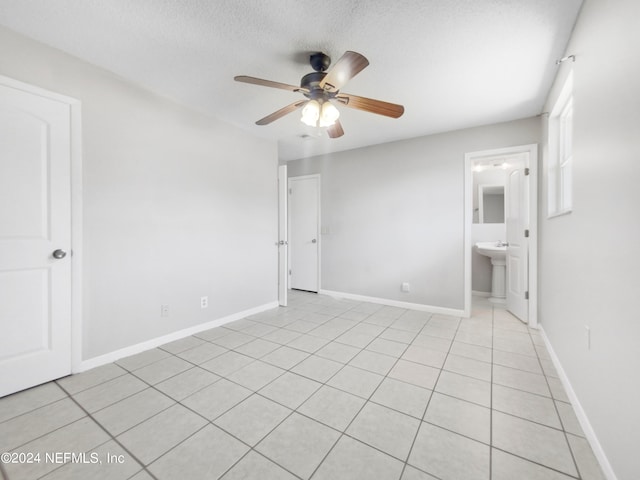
[311,239,317,243]
[52,249,67,259]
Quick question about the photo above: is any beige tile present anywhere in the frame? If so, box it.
[259,372,321,409]
[181,378,251,420]
[0,398,85,452]
[347,402,420,461]
[424,393,490,444]
[132,356,192,385]
[402,345,447,369]
[154,367,219,401]
[315,342,361,363]
[73,374,148,413]
[401,465,439,479]
[261,345,309,370]
[220,451,297,480]
[366,338,408,357]
[327,365,384,399]
[567,433,606,480]
[492,411,578,477]
[159,335,205,354]
[493,364,550,397]
[443,354,491,381]
[117,404,207,465]
[256,413,340,479]
[116,348,171,371]
[56,363,127,395]
[93,388,175,436]
[199,351,254,377]
[5,417,109,480]
[493,384,561,428]
[0,383,67,423]
[226,360,285,391]
[313,436,404,480]
[408,422,490,480]
[434,371,491,407]
[149,425,248,480]
[348,350,397,375]
[175,342,227,364]
[491,448,574,480]
[291,355,343,383]
[298,385,365,431]
[389,360,440,390]
[214,394,291,446]
[370,377,432,419]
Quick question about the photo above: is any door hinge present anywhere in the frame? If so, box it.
[289,269,291,275]
[525,291,529,300]
[289,188,292,195]
[524,229,529,238]
[524,167,530,176]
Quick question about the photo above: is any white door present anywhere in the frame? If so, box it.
[277,165,288,306]
[288,175,319,292]
[505,157,529,322]
[0,82,72,397]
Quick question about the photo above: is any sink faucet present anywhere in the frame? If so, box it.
[496,240,508,247]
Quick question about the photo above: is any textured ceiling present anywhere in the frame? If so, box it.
[0,0,582,161]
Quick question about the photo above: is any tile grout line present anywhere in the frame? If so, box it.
[527,322,583,479]
[305,307,420,480]
[54,382,160,480]
[398,310,463,480]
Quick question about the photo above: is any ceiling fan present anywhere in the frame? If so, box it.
[234,51,404,138]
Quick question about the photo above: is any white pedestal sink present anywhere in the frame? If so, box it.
[476,242,507,304]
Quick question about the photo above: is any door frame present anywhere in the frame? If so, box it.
[277,165,288,306]
[288,174,321,293]
[464,144,538,327]
[1,75,84,373]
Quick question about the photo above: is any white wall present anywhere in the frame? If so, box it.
[539,1,640,478]
[0,26,278,361]
[288,117,539,310]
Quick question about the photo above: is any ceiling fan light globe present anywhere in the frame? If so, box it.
[301,100,320,126]
[319,102,340,127]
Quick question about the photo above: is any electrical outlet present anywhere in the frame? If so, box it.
[201,296,208,309]
[161,305,169,317]
[401,282,410,293]
[584,325,591,350]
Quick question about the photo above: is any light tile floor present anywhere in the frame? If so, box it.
[0,292,606,480]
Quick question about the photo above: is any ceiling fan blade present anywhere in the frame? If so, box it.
[336,93,404,118]
[327,120,344,138]
[235,75,308,93]
[319,51,369,92]
[256,100,307,125]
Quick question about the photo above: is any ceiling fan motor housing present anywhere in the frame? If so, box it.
[309,52,331,72]
[300,71,330,98]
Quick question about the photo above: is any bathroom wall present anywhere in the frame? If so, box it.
[472,168,506,293]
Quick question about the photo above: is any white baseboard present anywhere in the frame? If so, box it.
[77,301,279,372]
[538,326,618,480]
[319,289,465,317]
[472,290,491,297]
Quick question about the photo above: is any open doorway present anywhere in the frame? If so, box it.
[464,144,538,327]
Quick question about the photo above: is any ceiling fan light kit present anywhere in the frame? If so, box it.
[234,51,404,139]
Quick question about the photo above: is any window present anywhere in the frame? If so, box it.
[548,71,573,217]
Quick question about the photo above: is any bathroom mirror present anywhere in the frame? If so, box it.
[477,185,505,223]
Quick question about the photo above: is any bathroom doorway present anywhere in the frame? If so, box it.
[464,145,538,327]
